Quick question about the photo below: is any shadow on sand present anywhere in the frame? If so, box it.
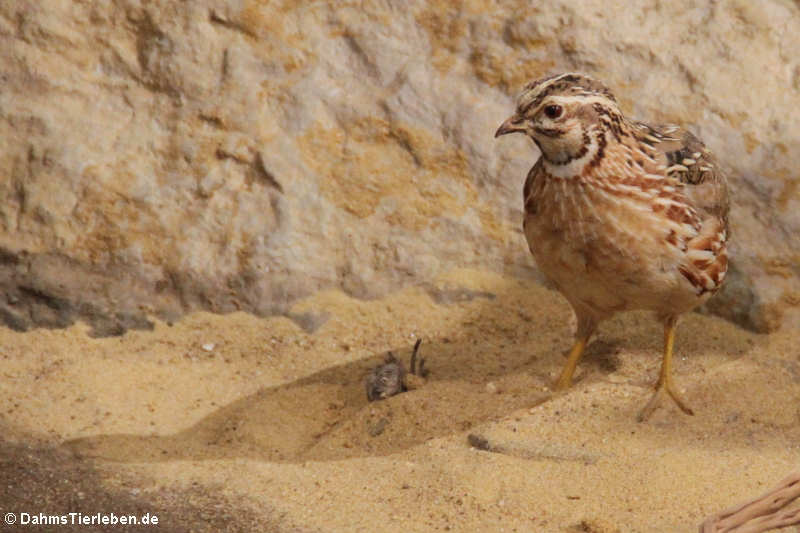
[63,282,760,464]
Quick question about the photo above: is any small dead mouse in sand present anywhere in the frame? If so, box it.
[365,339,428,401]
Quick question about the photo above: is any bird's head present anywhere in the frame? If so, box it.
[495,73,621,165]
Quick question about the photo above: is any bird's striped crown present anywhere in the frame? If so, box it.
[516,73,618,115]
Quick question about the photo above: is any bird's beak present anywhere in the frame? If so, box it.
[495,114,525,138]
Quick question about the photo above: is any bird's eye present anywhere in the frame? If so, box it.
[544,105,563,119]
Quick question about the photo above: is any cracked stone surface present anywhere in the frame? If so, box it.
[1,0,798,334]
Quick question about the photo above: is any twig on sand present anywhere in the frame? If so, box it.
[700,473,800,532]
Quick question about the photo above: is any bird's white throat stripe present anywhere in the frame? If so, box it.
[542,135,598,179]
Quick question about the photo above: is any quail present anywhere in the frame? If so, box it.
[495,73,729,420]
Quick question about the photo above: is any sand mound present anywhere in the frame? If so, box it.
[1,269,798,532]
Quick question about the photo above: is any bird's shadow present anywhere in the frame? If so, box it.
[62,283,759,464]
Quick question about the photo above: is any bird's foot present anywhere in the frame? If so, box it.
[637,381,694,422]
[553,373,573,392]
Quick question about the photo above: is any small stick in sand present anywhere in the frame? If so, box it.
[700,472,800,532]
[409,339,427,377]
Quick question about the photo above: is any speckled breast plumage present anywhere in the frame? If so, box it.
[522,122,729,322]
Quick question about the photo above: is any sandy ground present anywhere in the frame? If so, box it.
[1,268,799,532]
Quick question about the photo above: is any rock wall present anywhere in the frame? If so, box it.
[1,0,798,335]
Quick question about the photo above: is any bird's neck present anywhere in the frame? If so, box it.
[539,126,607,180]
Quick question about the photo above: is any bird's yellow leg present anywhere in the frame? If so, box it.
[638,318,695,421]
[554,335,590,390]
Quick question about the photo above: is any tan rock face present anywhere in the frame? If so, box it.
[1,0,798,334]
